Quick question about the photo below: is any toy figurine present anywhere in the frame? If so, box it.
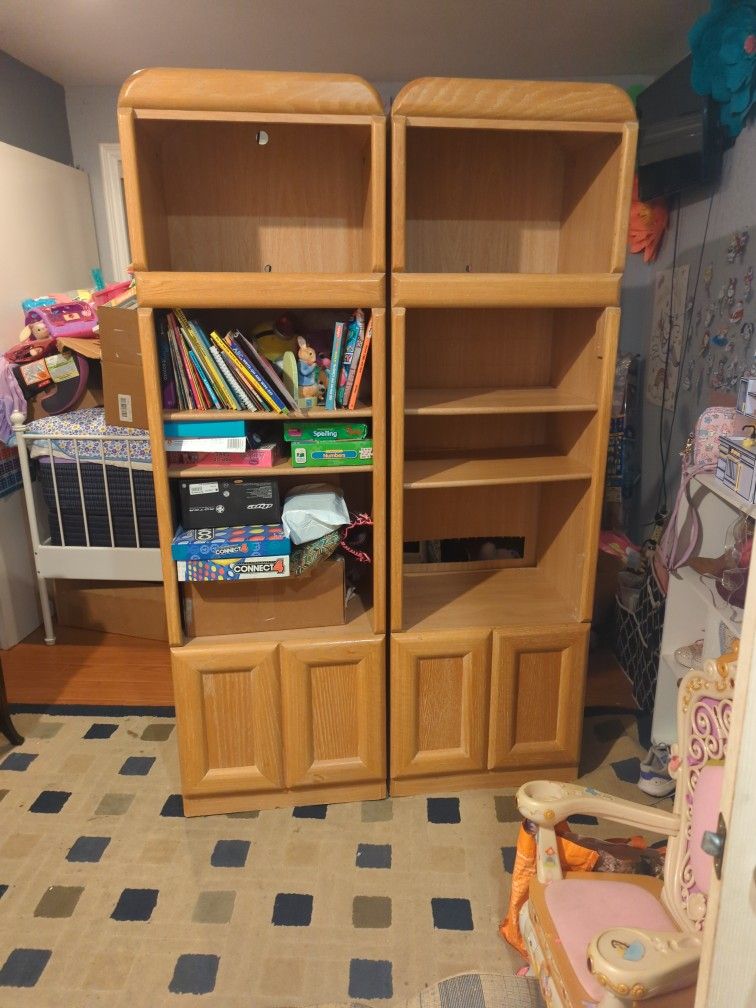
[296,335,318,397]
[727,230,748,263]
[729,300,744,324]
[704,262,714,293]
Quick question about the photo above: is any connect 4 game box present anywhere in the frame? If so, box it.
[176,555,290,581]
[171,524,290,561]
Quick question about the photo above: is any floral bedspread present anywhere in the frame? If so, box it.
[25,407,153,469]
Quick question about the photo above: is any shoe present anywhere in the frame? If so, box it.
[674,640,704,670]
[638,743,676,798]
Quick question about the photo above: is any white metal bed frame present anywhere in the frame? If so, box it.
[11,410,162,645]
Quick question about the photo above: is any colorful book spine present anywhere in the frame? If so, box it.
[188,349,223,410]
[209,331,264,410]
[184,318,239,410]
[342,315,367,408]
[348,314,373,410]
[230,332,288,412]
[224,335,283,413]
[171,314,204,409]
[336,310,364,407]
[210,345,255,411]
[157,322,177,409]
[239,335,298,410]
[325,321,345,410]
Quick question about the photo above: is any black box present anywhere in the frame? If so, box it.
[179,478,281,530]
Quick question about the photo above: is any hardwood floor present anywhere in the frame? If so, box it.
[3,626,634,711]
[2,626,172,707]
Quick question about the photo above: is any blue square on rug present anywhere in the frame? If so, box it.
[272,892,313,926]
[169,954,219,995]
[119,756,156,777]
[160,794,184,818]
[427,797,461,824]
[431,897,474,931]
[67,836,111,863]
[292,804,327,819]
[501,847,517,874]
[111,888,158,921]
[211,840,250,868]
[356,843,392,869]
[0,752,37,772]
[83,724,118,740]
[349,958,393,1000]
[29,790,70,814]
[0,948,52,988]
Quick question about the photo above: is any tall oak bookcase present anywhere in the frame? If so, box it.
[388,78,637,796]
[118,69,387,814]
[119,69,637,813]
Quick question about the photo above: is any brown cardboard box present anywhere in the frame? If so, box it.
[99,303,149,430]
[55,580,168,641]
[183,558,345,637]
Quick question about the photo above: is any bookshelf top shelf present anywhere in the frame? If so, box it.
[119,68,383,117]
[392,77,636,124]
[136,273,386,309]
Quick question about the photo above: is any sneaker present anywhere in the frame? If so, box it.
[638,743,676,797]
[674,640,704,670]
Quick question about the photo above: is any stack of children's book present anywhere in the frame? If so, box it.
[323,310,373,411]
[159,310,297,413]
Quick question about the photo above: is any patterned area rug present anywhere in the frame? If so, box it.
[0,707,667,1007]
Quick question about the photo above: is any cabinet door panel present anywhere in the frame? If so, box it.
[280,639,385,788]
[391,631,490,780]
[488,625,588,770]
[172,644,283,797]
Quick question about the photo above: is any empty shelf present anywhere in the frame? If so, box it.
[403,450,592,489]
[402,566,578,631]
[404,387,597,415]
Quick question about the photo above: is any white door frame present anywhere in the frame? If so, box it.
[99,142,130,281]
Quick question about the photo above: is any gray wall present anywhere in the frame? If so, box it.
[65,85,122,283]
[634,118,756,538]
[0,51,72,165]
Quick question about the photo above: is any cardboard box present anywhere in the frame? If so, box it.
[179,477,281,529]
[99,303,149,430]
[54,580,167,641]
[290,439,373,468]
[182,557,345,636]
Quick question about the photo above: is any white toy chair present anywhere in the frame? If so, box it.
[516,642,738,1008]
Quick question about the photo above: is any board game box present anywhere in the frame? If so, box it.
[176,555,290,582]
[283,421,369,442]
[171,523,290,561]
[290,440,373,468]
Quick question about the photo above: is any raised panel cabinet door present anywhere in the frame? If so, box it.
[279,638,385,789]
[488,624,589,771]
[171,644,284,797]
[391,630,491,780]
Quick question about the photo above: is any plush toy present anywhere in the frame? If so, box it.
[18,320,49,357]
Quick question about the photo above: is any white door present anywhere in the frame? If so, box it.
[0,140,98,648]
[695,563,756,1006]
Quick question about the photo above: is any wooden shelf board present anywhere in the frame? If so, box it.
[184,595,376,649]
[136,271,385,308]
[167,458,373,478]
[392,272,621,308]
[402,566,578,632]
[404,387,597,415]
[403,450,591,489]
[164,405,373,421]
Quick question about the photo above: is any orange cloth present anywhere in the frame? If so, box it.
[499,823,599,957]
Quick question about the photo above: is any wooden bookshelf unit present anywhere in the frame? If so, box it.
[389,78,637,796]
[119,69,387,814]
